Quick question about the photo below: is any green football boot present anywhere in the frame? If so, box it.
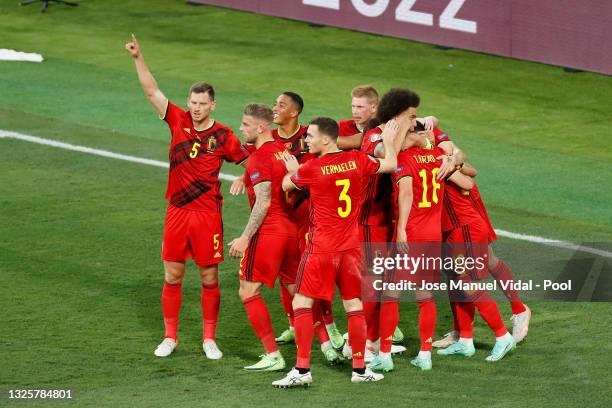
[367,355,394,373]
[327,326,345,350]
[485,335,516,362]
[392,326,404,344]
[244,354,286,372]
[410,355,432,371]
[437,341,475,357]
[275,328,295,344]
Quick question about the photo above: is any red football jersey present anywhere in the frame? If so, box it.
[441,182,485,233]
[244,140,297,237]
[433,127,450,146]
[272,125,314,228]
[163,102,248,212]
[359,127,393,227]
[291,150,380,253]
[338,119,360,137]
[394,146,447,242]
[468,184,498,242]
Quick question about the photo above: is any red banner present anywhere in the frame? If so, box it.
[189,0,612,75]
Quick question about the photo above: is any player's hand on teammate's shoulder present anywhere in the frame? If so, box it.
[230,178,246,195]
[125,33,140,58]
[228,235,248,258]
[282,151,299,174]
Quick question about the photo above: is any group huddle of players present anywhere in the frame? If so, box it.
[126,35,532,388]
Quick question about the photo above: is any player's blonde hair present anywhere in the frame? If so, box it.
[244,103,274,123]
[351,85,379,104]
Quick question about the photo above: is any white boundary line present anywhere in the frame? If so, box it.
[2,129,610,258]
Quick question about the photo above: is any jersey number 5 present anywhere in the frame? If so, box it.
[336,179,351,218]
[418,168,441,208]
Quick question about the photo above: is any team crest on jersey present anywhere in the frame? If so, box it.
[250,171,260,181]
[207,136,216,151]
[370,133,382,142]
[395,166,404,173]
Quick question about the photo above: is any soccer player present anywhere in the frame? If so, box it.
[434,159,517,362]
[336,85,408,353]
[392,98,474,371]
[272,116,400,388]
[228,104,300,372]
[337,85,379,140]
[125,34,248,359]
[433,163,531,347]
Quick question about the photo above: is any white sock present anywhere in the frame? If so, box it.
[325,322,336,331]
[496,332,513,342]
[459,337,474,347]
[418,350,431,360]
[379,351,390,360]
[268,351,281,358]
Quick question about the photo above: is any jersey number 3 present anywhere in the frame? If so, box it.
[336,179,351,218]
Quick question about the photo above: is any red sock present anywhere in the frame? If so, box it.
[418,300,436,351]
[347,310,367,369]
[456,302,475,338]
[161,282,182,341]
[450,301,460,332]
[294,308,314,369]
[490,261,526,314]
[363,301,380,342]
[243,294,278,354]
[379,301,399,353]
[320,300,334,326]
[473,292,508,337]
[279,285,294,327]
[312,301,330,344]
[201,283,220,341]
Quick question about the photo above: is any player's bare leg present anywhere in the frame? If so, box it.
[154,261,186,357]
[488,246,531,342]
[240,280,285,371]
[199,264,222,359]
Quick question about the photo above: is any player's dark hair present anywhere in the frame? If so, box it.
[244,103,274,123]
[310,117,339,141]
[189,82,215,100]
[364,88,420,134]
[282,91,304,114]
[414,120,426,132]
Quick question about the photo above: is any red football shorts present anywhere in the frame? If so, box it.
[161,204,223,266]
[443,221,489,280]
[240,233,300,288]
[295,247,363,302]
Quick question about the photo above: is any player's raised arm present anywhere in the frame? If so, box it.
[336,132,363,150]
[125,34,168,117]
[461,163,478,177]
[447,170,474,190]
[375,118,399,173]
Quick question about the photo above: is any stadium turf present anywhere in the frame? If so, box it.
[1,1,611,407]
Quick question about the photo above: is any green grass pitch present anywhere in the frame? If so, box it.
[0,1,611,407]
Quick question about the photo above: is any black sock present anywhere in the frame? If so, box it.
[296,367,310,375]
[353,367,366,375]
